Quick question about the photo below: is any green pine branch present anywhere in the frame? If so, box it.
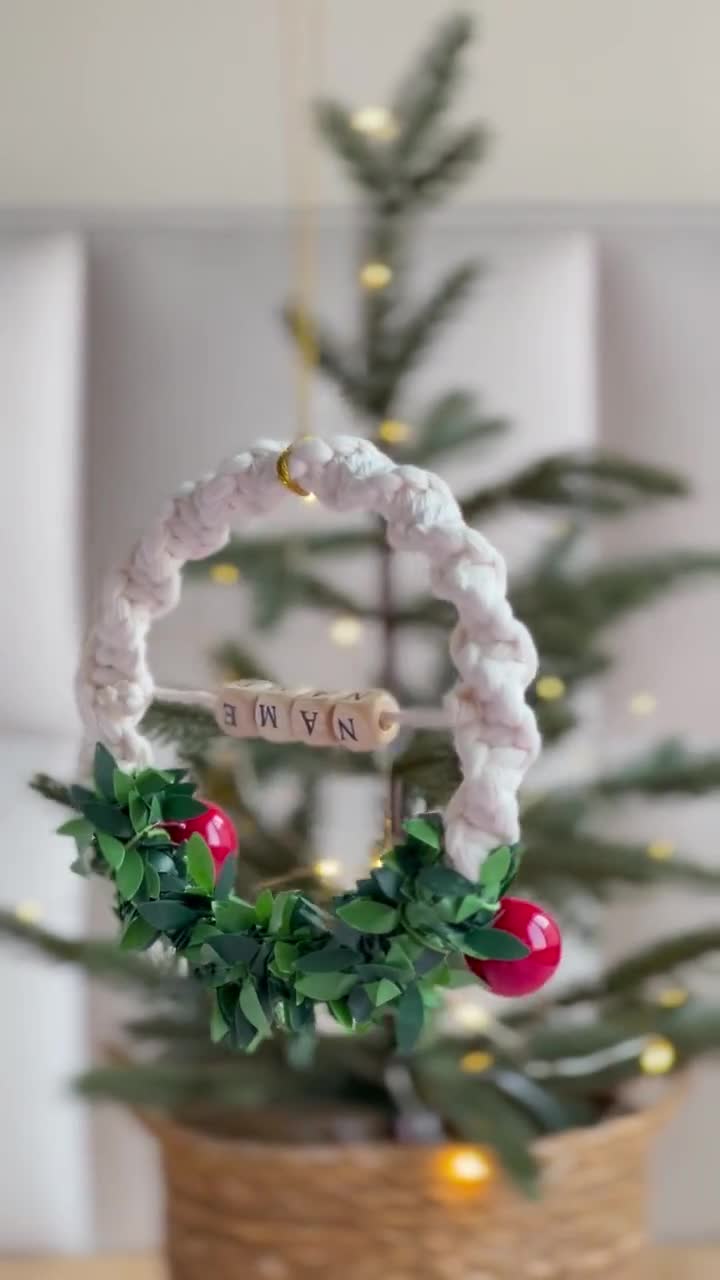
[404,126,488,207]
[0,911,183,995]
[519,833,720,897]
[516,550,720,656]
[284,303,370,415]
[400,391,507,466]
[386,262,482,383]
[142,700,220,760]
[392,13,474,161]
[30,773,73,808]
[462,451,688,521]
[558,927,720,1006]
[314,101,390,197]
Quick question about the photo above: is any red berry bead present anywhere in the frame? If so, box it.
[161,801,238,876]
[465,896,561,997]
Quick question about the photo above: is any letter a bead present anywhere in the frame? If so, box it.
[289,690,349,747]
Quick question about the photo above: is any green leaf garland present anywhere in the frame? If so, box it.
[54,742,528,1053]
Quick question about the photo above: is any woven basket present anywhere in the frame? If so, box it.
[145,1095,674,1280]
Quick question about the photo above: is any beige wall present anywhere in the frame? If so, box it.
[2,0,720,208]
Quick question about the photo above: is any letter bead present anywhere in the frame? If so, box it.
[331,690,401,752]
[253,687,300,742]
[289,690,352,747]
[215,681,275,738]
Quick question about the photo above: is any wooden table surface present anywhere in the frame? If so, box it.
[0,1251,718,1278]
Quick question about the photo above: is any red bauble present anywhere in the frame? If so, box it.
[161,801,238,876]
[465,896,562,997]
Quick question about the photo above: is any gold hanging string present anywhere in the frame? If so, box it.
[276,0,325,440]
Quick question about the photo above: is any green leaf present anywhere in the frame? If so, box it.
[370,867,402,901]
[190,921,221,945]
[239,978,270,1034]
[143,863,161,899]
[295,972,358,1001]
[135,769,173,798]
[115,847,145,901]
[57,817,95,849]
[269,891,294,935]
[328,998,354,1029]
[254,888,273,925]
[404,818,441,850]
[161,795,208,821]
[417,865,475,896]
[386,939,416,972]
[128,792,149,834]
[233,1003,258,1050]
[214,898,256,932]
[120,916,158,951]
[273,941,299,976]
[335,899,400,934]
[395,983,425,1052]
[210,995,229,1044]
[214,855,237,900]
[453,894,489,923]
[294,945,357,974]
[136,899,199,930]
[365,978,401,1007]
[480,846,512,890]
[207,934,260,964]
[95,831,126,872]
[462,927,530,960]
[185,833,215,894]
[113,769,133,806]
[93,743,118,801]
[79,800,132,839]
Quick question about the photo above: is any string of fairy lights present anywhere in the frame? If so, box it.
[197,91,690,1099]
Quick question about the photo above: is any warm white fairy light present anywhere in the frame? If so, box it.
[359,261,393,291]
[15,900,44,924]
[452,1002,492,1033]
[350,106,399,140]
[536,675,566,701]
[646,839,675,861]
[639,1035,676,1076]
[656,987,688,1009]
[438,1147,493,1186]
[460,1049,495,1074]
[378,419,412,445]
[209,563,240,585]
[329,615,363,647]
[314,858,341,882]
[629,691,657,716]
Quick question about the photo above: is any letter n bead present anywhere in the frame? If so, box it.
[331,690,401,752]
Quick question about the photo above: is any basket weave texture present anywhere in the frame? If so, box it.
[151,1100,671,1280]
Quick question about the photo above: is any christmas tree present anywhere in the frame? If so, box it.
[6,13,720,1192]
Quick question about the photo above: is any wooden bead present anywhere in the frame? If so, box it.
[253,686,302,743]
[216,681,275,738]
[289,689,354,748]
[331,689,400,752]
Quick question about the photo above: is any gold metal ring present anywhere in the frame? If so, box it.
[276,444,311,498]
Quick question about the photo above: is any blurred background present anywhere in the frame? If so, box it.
[1,0,719,1261]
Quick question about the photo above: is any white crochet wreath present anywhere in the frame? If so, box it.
[76,435,540,879]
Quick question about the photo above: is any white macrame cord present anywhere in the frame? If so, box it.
[76,436,540,879]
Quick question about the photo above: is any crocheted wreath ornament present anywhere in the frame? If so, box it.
[58,744,549,1053]
[68,437,563,1047]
